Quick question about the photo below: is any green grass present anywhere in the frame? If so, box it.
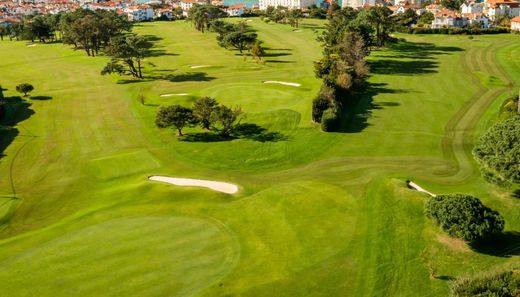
[0,19,519,296]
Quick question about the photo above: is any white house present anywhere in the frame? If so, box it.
[460,1,484,13]
[126,5,154,21]
[431,11,467,28]
[259,0,315,10]
[463,13,490,27]
[180,0,209,11]
[341,0,376,8]
[512,15,520,30]
[225,3,245,16]
[484,0,520,20]
[155,8,174,19]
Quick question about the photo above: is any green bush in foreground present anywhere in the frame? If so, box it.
[473,117,520,187]
[425,194,504,242]
[450,267,520,297]
[321,107,341,132]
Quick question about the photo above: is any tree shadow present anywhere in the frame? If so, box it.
[511,189,520,199]
[180,123,288,143]
[162,72,216,82]
[233,123,288,142]
[384,41,464,60]
[0,96,35,159]
[181,132,234,142]
[116,71,216,84]
[435,275,456,281]
[340,83,406,133]
[469,231,520,257]
[262,52,292,58]
[369,60,439,75]
[30,95,52,100]
[265,60,295,64]
[140,35,178,57]
[369,41,463,75]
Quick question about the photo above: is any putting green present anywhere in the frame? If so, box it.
[0,216,239,297]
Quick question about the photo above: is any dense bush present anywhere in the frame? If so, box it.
[312,85,335,123]
[450,267,520,297]
[425,194,505,242]
[499,96,519,120]
[321,107,341,132]
[473,117,520,187]
[398,27,510,35]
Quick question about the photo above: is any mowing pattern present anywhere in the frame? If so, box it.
[0,21,519,297]
[0,216,239,296]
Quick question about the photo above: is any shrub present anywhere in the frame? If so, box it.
[321,107,341,132]
[312,85,335,123]
[450,266,520,297]
[425,194,505,242]
[473,117,520,187]
[16,83,34,97]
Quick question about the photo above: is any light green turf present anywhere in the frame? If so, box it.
[0,19,519,297]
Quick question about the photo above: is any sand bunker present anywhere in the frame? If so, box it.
[160,93,189,97]
[406,180,436,197]
[27,44,36,47]
[190,65,211,69]
[293,29,302,32]
[149,176,239,194]
[263,81,301,87]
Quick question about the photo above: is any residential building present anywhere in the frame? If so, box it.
[225,3,245,16]
[483,0,520,20]
[125,5,154,21]
[460,1,484,13]
[431,10,467,28]
[341,0,376,8]
[258,0,314,9]
[512,15,520,30]
[463,12,490,27]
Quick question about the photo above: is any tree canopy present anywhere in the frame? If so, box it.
[473,117,520,187]
[16,83,34,97]
[425,194,505,242]
[101,34,152,79]
[155,105,196,136]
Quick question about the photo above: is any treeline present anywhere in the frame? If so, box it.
[312,6,394,132]
[2,9,155,79]
[261,6,304,27]
[189,5,265,62]
[1,9,131,55]
[399,26,510,35]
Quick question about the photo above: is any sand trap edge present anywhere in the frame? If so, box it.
[263,81,301,87]
[149,176,239,194]
[160,93,189,97]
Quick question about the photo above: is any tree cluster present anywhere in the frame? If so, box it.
[188,4,227,33]
[262,6,303,28]
[473,117,520,187]
[3,14,60,42]
[450,266,520,297]
[155,97,243,137]
[60,9,132,56]
[101,34,152,79]
[210,20,259,54]
[312,7,379,131]
[425,194,505,242]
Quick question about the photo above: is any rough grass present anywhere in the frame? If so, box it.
[0,19,519,297]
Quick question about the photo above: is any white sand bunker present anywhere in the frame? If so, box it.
[293,29,302,32]
[263,81,301,87]
[246,19,253,22]
[149,176,239,194]
[27,44,37,47]
[406,180,436,197]
[190,65,211,69]
[160,93,189,97]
